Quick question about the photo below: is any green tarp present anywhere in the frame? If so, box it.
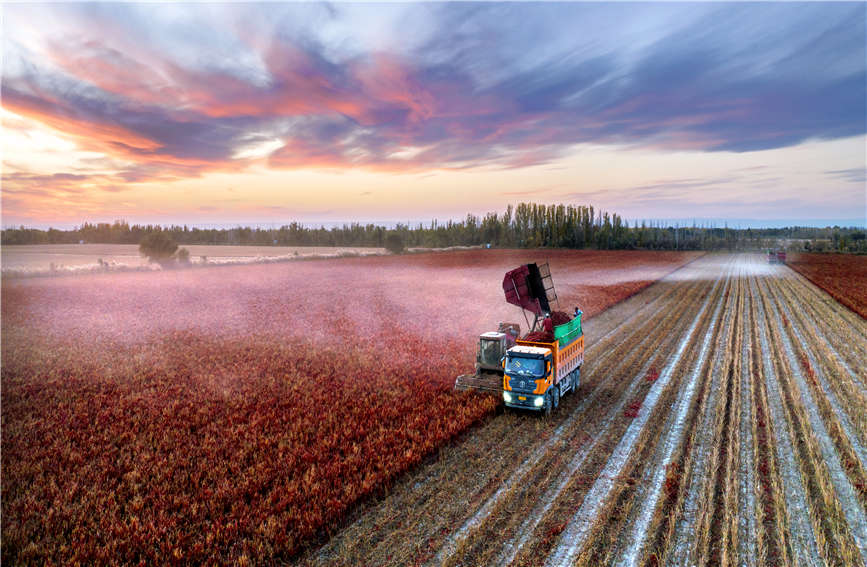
[554,316,582,347]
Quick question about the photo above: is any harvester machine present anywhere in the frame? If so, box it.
[454,322,521,392]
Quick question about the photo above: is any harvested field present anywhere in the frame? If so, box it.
[786,252,867,318]
[1,249,698,565]
[299,253,867,567]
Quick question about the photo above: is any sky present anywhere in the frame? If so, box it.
[2,2,865,229]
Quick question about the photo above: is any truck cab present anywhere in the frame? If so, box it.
[502,316,583,414]
[502,345,554,411]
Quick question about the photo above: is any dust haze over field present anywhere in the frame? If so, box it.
[4,250,699,349]
[0,244,387,276]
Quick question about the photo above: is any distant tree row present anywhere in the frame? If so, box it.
[2,203,865,253]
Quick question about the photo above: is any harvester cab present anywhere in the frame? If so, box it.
[476,323,520,370]
[478,332,508,371]
[455,323,521,393]
[768,249,785,264]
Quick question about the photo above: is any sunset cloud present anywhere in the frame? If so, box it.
[1,2,864,225]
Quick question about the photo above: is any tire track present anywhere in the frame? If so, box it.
[544,261,730,567]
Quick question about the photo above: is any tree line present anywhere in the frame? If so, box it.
[2,203,865,253]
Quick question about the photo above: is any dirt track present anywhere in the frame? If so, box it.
[297,254,867,567]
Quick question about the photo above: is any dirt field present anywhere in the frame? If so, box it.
[300,253,867,567]
[1,249,699,564]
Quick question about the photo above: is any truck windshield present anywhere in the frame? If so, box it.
[505,356,544,376]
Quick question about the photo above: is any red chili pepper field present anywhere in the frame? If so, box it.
[1,249,699,564]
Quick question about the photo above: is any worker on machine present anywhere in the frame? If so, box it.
[542,313,554,334]
[574,306,583,318]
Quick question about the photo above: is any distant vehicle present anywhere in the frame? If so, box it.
[768,249,787,264]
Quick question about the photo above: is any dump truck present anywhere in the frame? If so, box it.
[503,314,583,414]
[455,262,584,414]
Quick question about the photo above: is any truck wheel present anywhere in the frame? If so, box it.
[543,392,553,416]
[553,387,560,409]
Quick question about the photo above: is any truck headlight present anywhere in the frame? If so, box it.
[503,392,512,403]
[534,396,544,407]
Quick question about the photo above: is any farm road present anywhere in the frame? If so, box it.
[299,254,867,567]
